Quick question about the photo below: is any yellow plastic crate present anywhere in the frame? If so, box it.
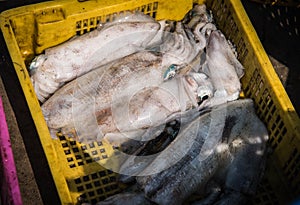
[1,0,300,204]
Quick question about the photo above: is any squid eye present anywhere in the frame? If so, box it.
[201,95,209,101]
[163,64,178,80]
[197,86,213,102]
[29,54,47,74]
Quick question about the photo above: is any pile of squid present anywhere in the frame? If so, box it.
[30,4,268,205]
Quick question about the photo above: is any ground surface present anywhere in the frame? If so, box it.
[0,0,299,204]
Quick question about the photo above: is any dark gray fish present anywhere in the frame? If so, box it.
[136,99,268,205]
[94,192,153,205]
[190,191,249,205]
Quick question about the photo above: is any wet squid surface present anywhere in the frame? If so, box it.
[29,4,269,205]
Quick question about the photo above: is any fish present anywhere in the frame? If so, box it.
[30,11,162,102]
[94,192,153,205]
[199,30,244,109]
[135,99,268,205]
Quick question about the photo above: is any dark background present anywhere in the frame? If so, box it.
[242,1,300,116]
[0,0,299,204]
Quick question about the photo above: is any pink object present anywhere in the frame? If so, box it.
[0,96,23,205]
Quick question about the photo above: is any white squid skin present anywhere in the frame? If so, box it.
[159,22,206,76]
[42,51,213,143]
[41,13,214,142]
[30,12,161,103]
[41,51,162,140]
[31,11,208,103]
[200,30,245,109]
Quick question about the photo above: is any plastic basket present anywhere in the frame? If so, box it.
[1,0,300,204]
[0,96,23,205]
